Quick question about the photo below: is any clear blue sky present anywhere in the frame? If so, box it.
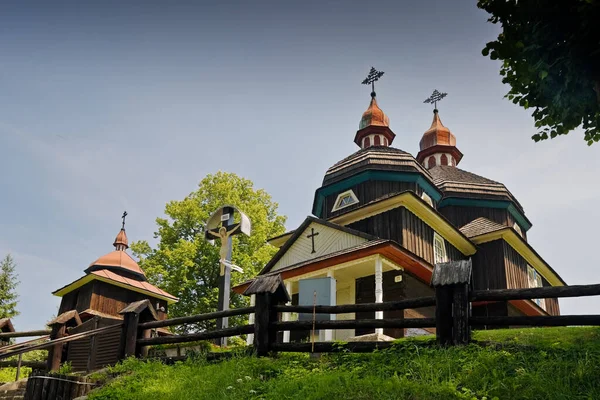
[1,0,599,331]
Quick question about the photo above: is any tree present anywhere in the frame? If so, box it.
[0,255,20,319]
[478,0,600,145]
[131,172,286,332]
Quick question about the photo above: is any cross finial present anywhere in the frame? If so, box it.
[121,211,128,230]
[361,67,385,98]
[424,89,448,111]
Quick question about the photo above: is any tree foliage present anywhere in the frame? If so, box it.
[0,255,20,319]
[478,0,600,145]
[131,172,286,332]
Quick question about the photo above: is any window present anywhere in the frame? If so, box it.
[421,192,433,207]
[440,154,448,166]
[527,265,546,310]
[513,222,523,237]
[427,156,436,168]
[433,233,447,265]
[331,190,359,212]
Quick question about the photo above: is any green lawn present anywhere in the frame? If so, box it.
[88,327,600,400]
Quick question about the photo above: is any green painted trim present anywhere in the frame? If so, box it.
[437,197,532,231]
[313,170,441,217]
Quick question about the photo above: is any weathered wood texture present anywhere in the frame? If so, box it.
[470,315,600,327]
[323,181,423,219]
[503,242,559,315]
[0,330,51,339]
[438,205,526,241]
[0,359,45,369]
[274,295,436,314]
[137,325,254,347]
[58,281,169,321]
[471,240,507,291]
[138,307,254,329]
[452,283,470,345]
[272,318,436,331]
[435,286,453,345]
[471,284,600,302]
[24,372,93,400]
[347,208,465,266]
[46,324,66,372]
[66,317,122,372]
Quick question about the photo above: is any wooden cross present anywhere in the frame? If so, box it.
[306,228,319,254]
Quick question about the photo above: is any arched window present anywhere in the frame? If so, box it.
[364,137,370,148]
[450,157,456,166]
[428,156,436,168]
[374,135,381,146]
[440,154,448,166]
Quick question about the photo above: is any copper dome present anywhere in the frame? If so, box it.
[359,97,390,130]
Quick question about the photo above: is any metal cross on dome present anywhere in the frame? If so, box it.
[424,89,448,110]
[121,211,128,230]
[361,67,385,97]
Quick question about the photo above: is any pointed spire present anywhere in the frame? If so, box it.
[417,108,463,169]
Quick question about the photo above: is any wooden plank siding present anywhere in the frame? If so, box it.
[347,207,465,267]
[90,281,169,320]
[66,317,122,372]
[438,205,527,241]
[324,181,425,219]
[471,240,507,291]
[503,242,559,315]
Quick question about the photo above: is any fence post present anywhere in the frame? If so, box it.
[452,282,470,345]
[242,274,291,357]
[119,300,159,359]
[46,310,82,372]
[430,259,472,346]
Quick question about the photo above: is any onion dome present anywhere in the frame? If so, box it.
[416,110,463,169]
[354,95,396,149]
[85,225,146,280]
[113,229,128,251]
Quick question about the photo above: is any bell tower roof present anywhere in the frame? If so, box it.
[417,91,463,169]
[354,67,396,149]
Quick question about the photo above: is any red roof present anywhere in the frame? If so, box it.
[87,250,146,277]
[90,269,177,301]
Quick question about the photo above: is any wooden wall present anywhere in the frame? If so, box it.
[90,281,169,320]
[347,207,465,266]
[471,240,507,291]
[67,316,122,372]
[438,205,527,241]
[58,281,168,321]
[323,180,424,219]
[503,242,559,315]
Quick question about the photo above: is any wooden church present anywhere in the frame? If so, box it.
[51,221,178,370]
[235,81,566,341]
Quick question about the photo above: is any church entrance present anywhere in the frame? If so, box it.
[355,270,406,338]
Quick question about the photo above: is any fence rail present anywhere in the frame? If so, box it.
[138,307,255,330]
[272,318,436,331]
[0,330,51,339]
[273,297,436,314]
[470,283,600,302]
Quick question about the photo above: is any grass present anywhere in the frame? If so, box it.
[88,327,600,400]
[0,350,48,384]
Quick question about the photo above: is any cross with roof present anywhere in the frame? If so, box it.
[424,89,448,110]
[361,67,385,98]
[121,211,128,230]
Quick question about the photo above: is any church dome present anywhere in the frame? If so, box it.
[86,250,146,280]
[323,146,434,186]
[416,110,463,169]
[359,97,389,130]
[113,229,128,250]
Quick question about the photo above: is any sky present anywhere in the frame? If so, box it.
[1,0,599,331]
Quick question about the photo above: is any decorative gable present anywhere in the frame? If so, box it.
[270,220,371,273]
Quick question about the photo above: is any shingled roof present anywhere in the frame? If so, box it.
[429,165,524,212]
[459,217,507,238]
[323,146,435,186]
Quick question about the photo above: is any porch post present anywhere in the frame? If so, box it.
[246,294,256,346]
[375,256,383,335]
[324,271,336,341]
[283,282,292,343]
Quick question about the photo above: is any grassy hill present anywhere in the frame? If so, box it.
[88,327,600,400]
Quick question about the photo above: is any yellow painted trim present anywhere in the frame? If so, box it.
[330,192,477,256]
[470,229,564,287]
[53,275,178,304]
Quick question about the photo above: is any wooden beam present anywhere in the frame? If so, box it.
[0,330,51,339]
[273,297,436,314]
[470,284,600,302]
[136,325,254,347]
[271,318,436,331]
[138,307,255,330]
[271,341,397,353]
[0,359,45,369]
[470,315,600,327]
